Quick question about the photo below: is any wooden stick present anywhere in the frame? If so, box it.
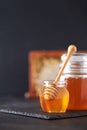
[54,44,77,84]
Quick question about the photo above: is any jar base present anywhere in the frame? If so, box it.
[45,110,66,113]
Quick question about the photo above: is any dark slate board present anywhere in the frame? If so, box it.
[0,97,87,120]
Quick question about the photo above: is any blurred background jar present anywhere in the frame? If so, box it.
[60,53,87,110]
[39,79,69,113]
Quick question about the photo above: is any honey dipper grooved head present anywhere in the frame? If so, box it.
[43,84,57,100]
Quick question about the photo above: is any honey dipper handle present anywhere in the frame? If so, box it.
[54,45,77,84]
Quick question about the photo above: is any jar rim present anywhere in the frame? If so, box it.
[44,77,66,85]
[61,52,87,62]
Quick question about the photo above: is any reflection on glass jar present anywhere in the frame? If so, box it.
[61,53,87,110]
[39,79,69,113]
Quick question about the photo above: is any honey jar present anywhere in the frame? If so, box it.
[61,52,87,110]
[39,79,69,113]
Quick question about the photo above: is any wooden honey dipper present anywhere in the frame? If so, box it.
[43,44,77,100]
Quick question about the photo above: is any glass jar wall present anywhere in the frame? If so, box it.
[61,53,87,110]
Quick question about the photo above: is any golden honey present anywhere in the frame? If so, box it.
[39,80,69,113]
[61,53,87,110]
[66,77,87,110]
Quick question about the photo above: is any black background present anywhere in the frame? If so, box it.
[0,0,87,96]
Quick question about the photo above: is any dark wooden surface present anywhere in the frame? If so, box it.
[0,112,87,130]
[0,113,87,130]
[0,97,87,130]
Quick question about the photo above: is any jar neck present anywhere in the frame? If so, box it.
[44,79,66,87]
[61,53,87,75]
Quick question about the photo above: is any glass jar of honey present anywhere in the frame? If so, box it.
[61,52,87,110]
[39,79,69,113]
